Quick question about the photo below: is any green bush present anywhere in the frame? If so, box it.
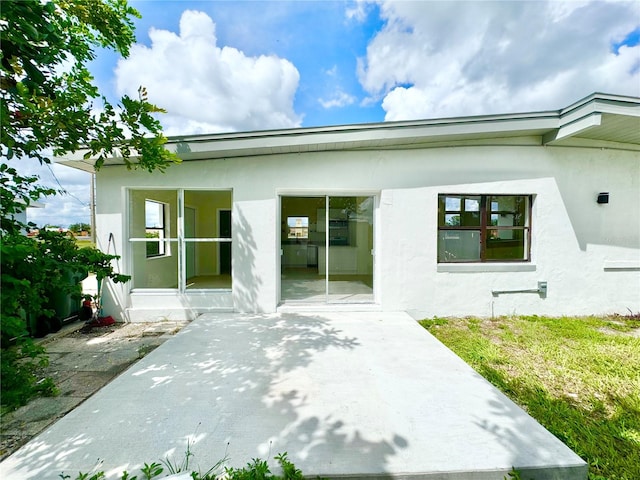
[1,0,175,413]
[0,339,58,411]
[1,227,129,412]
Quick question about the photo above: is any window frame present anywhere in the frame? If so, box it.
[145,199,168,258]
[128,189,233,292]
[438,194,532,263]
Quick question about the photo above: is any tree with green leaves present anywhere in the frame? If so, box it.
[69,222,91,233]
[1,0,179,170]
[1,0,179,411]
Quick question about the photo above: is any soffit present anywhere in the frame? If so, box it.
[574,113,640,144]
[542,95,640,149]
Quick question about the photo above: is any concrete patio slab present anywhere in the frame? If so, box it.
[1,312,587,479]
[0,321,187,463]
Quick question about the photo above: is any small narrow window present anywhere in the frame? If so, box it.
[145,200,166,257]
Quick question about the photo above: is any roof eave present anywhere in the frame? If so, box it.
[55,92,640,171]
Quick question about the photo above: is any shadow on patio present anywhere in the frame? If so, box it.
[2,313,409,478]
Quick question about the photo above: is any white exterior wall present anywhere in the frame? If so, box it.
[95,142,640,320]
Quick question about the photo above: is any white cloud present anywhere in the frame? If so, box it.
[325,65,339,77]
[359,0,640,120]
[115,10,302,135]
[9,157,91,228]
[546,1,591,23]
[346,0,369,22]
[319,90,357,109]
[318,64,358,109]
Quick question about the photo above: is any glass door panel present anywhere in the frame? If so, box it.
[280,196,326,302]
[130,189,179,289]
[184,241,231,289]
[281,195,374,304]
[327,196,374,303]
[183,191,232,290]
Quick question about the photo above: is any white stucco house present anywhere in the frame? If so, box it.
[59,92,640,322]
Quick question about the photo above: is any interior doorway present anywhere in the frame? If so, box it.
[280,195,374,304]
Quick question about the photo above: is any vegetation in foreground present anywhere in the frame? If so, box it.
[59,451,304,480]
[1,0,178,414]
[1,226,130,413]
[420,314,640,480]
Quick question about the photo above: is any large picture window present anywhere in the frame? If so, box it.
[438,194,532,262]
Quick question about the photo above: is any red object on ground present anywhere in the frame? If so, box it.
[86,316,115,327]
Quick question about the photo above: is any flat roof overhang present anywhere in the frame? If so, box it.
[56,92,640,173]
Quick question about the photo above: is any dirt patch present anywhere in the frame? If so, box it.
[599,326,640,338]
[0,320,189,461]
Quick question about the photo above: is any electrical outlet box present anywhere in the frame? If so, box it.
[538,281,548,297]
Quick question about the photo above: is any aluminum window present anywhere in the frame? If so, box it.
[438,194,532,263]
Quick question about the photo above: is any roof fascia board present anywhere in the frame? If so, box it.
[592,100,640,116]
[166,116,559,157]
[55,92,639,171]
[168,110,559,144]
[172,135,547,161]
[169,112,558,143]
[57,115,557,166]
[559,100,639,126]
[543,113,602,144]
[560,92,640,116]
[557,93,638,125]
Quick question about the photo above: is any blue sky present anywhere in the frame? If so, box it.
[91,0,388,131]
[23,0,640,227]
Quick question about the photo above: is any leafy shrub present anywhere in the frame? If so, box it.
[1,174,130,411]
[224,453,303,480]
[0,339,58,410]
[1,0,176,413]
[60,452,308,480]
[0,230,129,411]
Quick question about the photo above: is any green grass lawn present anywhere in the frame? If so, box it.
[420,315,640,480]
[75,239,95,249]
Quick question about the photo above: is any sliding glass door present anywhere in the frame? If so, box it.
[327,196,374,303]
[280,195,374,304]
